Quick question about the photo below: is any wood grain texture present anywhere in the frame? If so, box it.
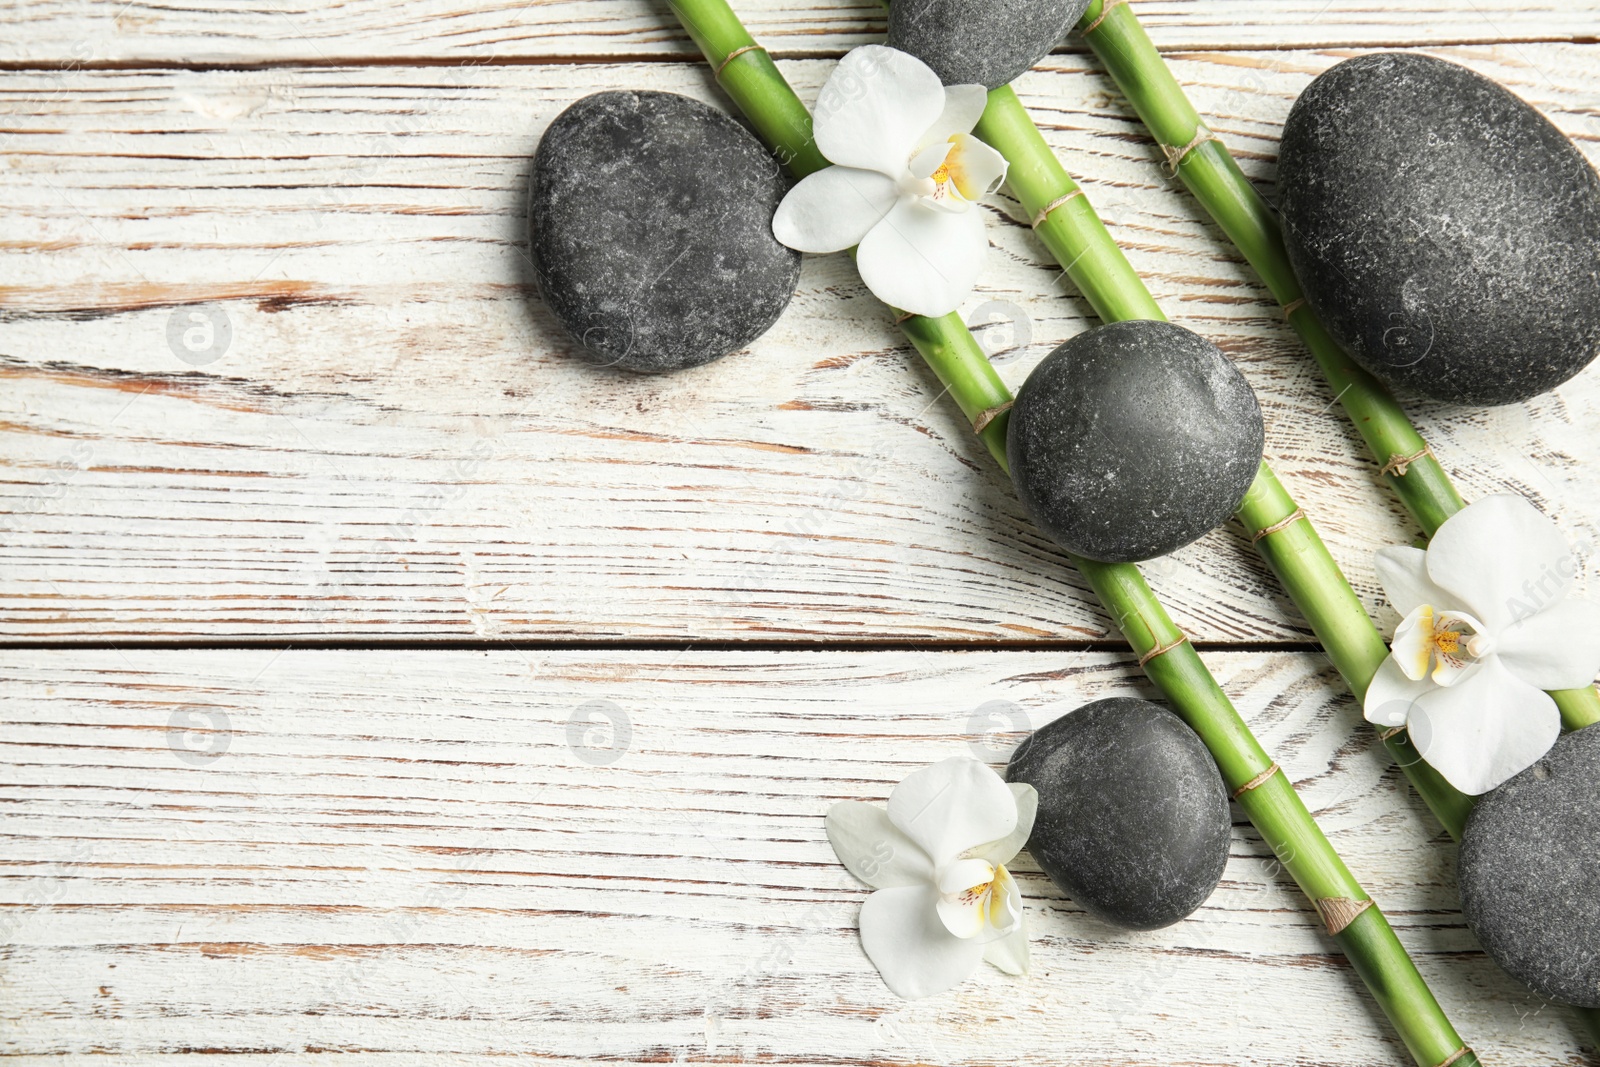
[0,648,1587,1064]
[4,47,1599,642]
[4,0,1600,66]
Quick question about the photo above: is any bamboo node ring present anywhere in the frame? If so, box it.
[1081,0,1130,36]
[1377,725,1406,741]
[1160,127,1218,175]
[1250,508,1305,544]
[1315,896,1375,936]
[1031,189,1085,228]
[973,401,1013,435]
[715,44,766,81]
[1137,632,1189,668]
[1230,761,1280,800]
[1433,1048,1474,1067]
[1380,444,1435,477]
[1281,297,1307,318]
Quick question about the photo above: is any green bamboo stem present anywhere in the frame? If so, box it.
[978,88,1477,1062]
[898,312,1013,466]
[928,337,1476,1067]
[663,3,1476,1063]
[1237,463,1475,837]
[1075,0,1600,740]
[1551,686,1600,732]
[667,0,1014,462]
[976,85,1475,838]
[1074,0,1600,1045]
[667,0,829,178]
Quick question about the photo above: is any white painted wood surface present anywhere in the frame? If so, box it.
[4,0,1599,65]
[4,47,1599,640]
[0,649,1589,1063]
[5,1,1600,1063]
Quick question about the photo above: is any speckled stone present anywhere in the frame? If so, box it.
[1459,726,1600,1008]
[1278,52,1600,406]
[529,90,800,374]
[1005,319,1264,563]
[886,0,1090,90]
[1007,697,1229,931]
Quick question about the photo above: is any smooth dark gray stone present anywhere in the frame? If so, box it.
[1005,319,1263,563]
[1459,726,1600,1008]
[1007,697,1229,931]
[1278,52,1600,405]
[887,0,1090,90]
[529,90,800,374]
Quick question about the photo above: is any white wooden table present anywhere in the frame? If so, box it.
[4,2,1599,1062]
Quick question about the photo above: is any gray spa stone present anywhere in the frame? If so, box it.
[1005,319,1264,563]
[886,0,1091,90]
[1007,697,1229,931]
[1459,726,1600,1008]
[1278,52,1600,405]
[529,90,800,374]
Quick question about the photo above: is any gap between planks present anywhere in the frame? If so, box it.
[0,637,1326,653]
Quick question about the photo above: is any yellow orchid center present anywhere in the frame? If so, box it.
[925,151,961,205]
[1394,604,1488,685]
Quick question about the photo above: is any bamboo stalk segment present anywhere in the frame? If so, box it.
[661,2,1479,1061]
[1073,0,1600,1045]
[974,85,1475,836]
[1075,0,1600,735]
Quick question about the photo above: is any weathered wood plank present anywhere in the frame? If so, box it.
[0,648,1584,1063]
[2,48,1598,641]
[5,0,1600,66]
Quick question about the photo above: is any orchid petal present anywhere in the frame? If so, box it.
[1426,494,1575,631]
[1391,605,1436,681]
[946,133,1008,202]
[887,756,1016,867]
[935,885,989,939]
[857,197,988,318]
[859,884,986,999]
[772,166,900,253]
[1495,597,1600,690]
[1409,655,1561,795]
[1363,655,1431,728]
[908,140,954,180]
[937,857,996,896]
[814,45,945,179]
[1375,546,1452,618]
[825,800,933,889]
[918,83,989,148]
[969,783,1037,867]
[984,864,1023,940]
[983,920,1030,976]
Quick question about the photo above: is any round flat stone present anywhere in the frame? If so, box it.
[1279,52,1600,405]
[1007,698,1229,930]
[1459,726,1600,1007]
[1006,319,1264,563]
[887,0,1091,90]
[529,90,800,374]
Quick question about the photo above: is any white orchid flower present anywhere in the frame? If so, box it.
[1364,494,1600,795]
[826,756,1037,999]
[772,45,1008,318]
